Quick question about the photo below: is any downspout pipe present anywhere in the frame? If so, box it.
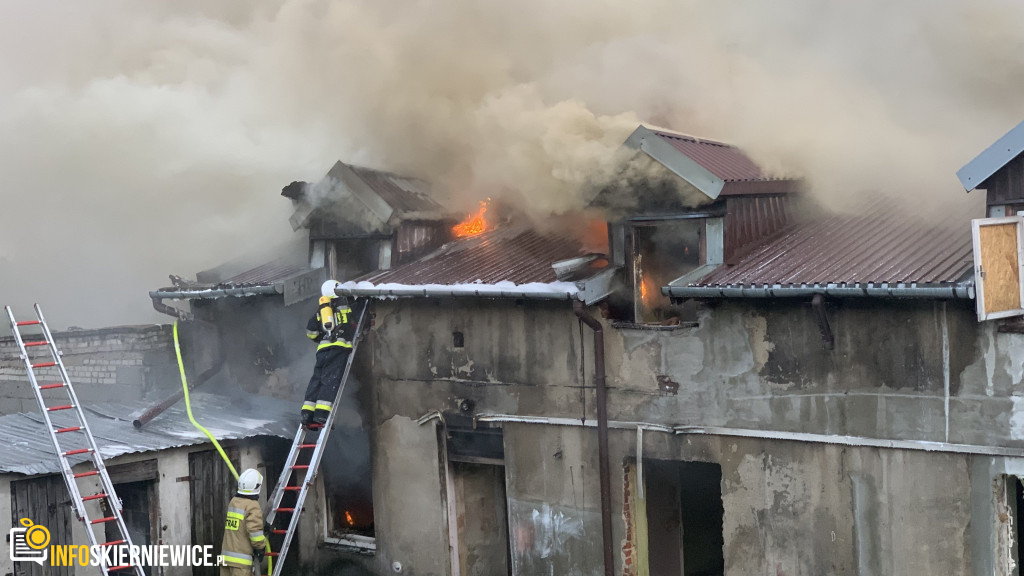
[573,300,614,576]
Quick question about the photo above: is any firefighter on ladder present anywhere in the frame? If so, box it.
[220,469,268,575]
[301,279,356,428]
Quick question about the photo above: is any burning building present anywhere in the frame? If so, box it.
[10,120,1024,575]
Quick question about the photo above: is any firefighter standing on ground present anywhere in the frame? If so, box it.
[301,279,355,427]
[221,469,267,575]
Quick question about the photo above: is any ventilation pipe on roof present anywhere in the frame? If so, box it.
[572,300,614,576]
[132,357,224,429]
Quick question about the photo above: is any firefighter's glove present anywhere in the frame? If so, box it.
[253,549,265,562]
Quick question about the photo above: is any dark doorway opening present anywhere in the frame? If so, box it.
[645,460,724,576]
[1015,477,1024,574]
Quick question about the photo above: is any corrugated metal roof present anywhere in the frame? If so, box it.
[357,225,589,286]
[347,165,445,215]
[0,392,296,476]
[692,199,974,287]
[652,130,769,182]
[219,258,308,287]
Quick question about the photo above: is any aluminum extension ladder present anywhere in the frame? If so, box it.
[263,301,369,576]
[4,304,144,576]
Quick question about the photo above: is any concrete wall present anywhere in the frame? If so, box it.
[0,325,178,415]
[365,297,1024,576]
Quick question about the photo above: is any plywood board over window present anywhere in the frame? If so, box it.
[973,216,1024,321]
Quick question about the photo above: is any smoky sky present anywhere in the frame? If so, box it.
[1,0,1021,328]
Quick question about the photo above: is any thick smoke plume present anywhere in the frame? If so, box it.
[2,0,1023,327]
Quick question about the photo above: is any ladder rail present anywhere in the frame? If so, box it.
[36,304,129,518]
[5,305,145,576]
[268,302,369,576]
[264,425,308,528]
[4,306,90,522]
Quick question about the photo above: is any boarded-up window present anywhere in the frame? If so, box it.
[972,216,1024,320]
[11,475,74,576]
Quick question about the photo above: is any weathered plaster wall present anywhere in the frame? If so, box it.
[372,415,449,576]
[366,298,1024,575]
[0,325,178,415]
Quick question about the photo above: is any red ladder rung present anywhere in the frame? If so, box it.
[108,565,133,572]
[82,493,107,502]
[90,516,116,524]
[101,540,125,547]
[276,508,295,513]
[47,404,74,412]
[292,465,309,469]
[74,470,99,478]
[64,448,92,456]
[56,426,81,434]
[307,423,323,429]
[16,320,40,326]
[266,552,279,557]
[283,486,302,491]
[271,529,287,534]
[298,444,317,448]
[33,362,57,368]
[39,383,65,390]
[24,341,49,347]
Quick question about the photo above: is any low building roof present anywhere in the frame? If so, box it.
[666,198,976,300]
[336,224,594,300]
[0,392,296,476]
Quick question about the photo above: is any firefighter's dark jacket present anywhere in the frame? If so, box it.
[306,299,355,350]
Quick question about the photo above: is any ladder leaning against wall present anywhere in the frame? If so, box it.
[4,304,145,576]
[263,300,369,576]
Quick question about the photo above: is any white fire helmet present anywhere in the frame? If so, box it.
[321,279,340,298]
[237,468,264,496]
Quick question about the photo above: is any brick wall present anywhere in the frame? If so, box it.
[0,325,178,415]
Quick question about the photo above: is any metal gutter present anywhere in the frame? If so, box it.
[335,286,579,300]
[664,283,975,300]
[473,413,1024,457]
[149,285,283,300]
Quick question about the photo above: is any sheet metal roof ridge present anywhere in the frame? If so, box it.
[957,118,1024,191]
[0,392,296,476]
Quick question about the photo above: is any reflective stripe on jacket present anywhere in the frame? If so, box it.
[306,301,355,350]
[221,495,265,566]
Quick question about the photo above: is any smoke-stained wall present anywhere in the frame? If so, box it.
[366,297,1024,575]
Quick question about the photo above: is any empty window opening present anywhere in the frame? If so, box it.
[632,220,702,324]
[322,419,375,542]
[453,331,465,348]
[644,459,724,576]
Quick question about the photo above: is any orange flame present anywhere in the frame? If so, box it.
[640,276,657,307]
[452,201,489,237]
[345,510,355,526]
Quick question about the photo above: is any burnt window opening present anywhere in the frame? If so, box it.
[632,220,703,324]
[645,459,724,576]
[319,374,375,549]
[453,331,465,348]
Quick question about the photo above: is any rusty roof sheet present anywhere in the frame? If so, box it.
[652,130,771,182]
[347,165,444,215]
[357,225,589,286]
[693,199,974,287]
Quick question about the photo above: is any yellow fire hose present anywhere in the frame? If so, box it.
[173,321,272,576]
